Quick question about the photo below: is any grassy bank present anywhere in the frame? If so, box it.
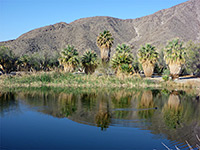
[0,71,199,92]
[0,71,155,88]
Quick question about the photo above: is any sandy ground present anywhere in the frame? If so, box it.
[151,75,200,88]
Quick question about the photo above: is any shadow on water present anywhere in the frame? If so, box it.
[1,87,200,148]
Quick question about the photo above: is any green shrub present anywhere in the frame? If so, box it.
[0,46,18,73]
[162,69,170,81]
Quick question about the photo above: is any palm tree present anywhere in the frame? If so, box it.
[96,30,114,63]
[58,45,79,72]
[81,50,98,74]
[115,43,131,53]
[138,44,159,77]
[164,39,186,79]
[111,44,134,76]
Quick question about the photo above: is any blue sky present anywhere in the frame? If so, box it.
[0,0,188,42]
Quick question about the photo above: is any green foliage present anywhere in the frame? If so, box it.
[185,41,200,76]
[132,56,140,73]
[162,69,170,81]
[116,43,131,53]
[118,63,134,74]
[59,45,79,68]
[18,51,59,71]
[96,30,114,48]
[111,44,134,74]
[154,49,167,75]
[36,50,59,71]
[81,50,98,74]
[138,44,159,65]
[0,46,18,73]
[39,73,53,83]
[164,39,186,65]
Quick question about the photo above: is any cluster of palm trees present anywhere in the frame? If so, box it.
[136,39,185,79]
[59,30,186,79]
[59,45,98,74]
[0,30,187,79]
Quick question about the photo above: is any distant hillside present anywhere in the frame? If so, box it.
[0,0,199,56]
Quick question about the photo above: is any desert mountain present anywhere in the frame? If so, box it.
[1,0,200,56]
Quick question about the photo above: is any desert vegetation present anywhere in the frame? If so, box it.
[81,50,98,74]
[0,31,200,88]
[96,30,114,63]
[58,45,79,72]
[111,44,134,76]
[138,44,159,77]
[164,39,186,79]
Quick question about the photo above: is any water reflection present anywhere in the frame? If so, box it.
[111,91,133,119]
[59,93,78,117]
[163,91,183,129]
[0,92,19,116]
[1,88,200,147]
[137,90,156,119]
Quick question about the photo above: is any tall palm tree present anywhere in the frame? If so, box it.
[59,45,79,72]
[81,50,98,74]
[111,44,134,75]
[164,39,186,79]
[96,30,114,63]
[138,44,159,77]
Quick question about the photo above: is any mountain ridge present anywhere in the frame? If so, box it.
[0,0,199,56]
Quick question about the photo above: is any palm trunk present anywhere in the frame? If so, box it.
[63,64,75,72]
[140,90,154,108]
[142,63,154,77]
[168,93,180,110]
[169,63,181,80]
[85,65,95,74]
[100,47,111,63]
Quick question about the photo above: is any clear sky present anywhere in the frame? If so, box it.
[0,0,188,42]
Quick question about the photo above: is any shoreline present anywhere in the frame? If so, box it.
[0,71,199,95]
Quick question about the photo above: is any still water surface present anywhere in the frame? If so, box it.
[0,88,200,150]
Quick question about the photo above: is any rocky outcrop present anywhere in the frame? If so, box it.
[0,0,199,56]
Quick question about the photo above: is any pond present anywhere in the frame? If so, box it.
[0,88,200,150]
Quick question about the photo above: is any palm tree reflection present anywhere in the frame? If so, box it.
[0,92,18,115]
[95,94,111,131]
[59,93,78,117]
[137,90,156,119]
[163,91,183,129]
[112,91,132,119]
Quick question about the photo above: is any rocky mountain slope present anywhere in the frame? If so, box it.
[1,0,199,56]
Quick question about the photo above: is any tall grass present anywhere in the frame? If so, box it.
[1,71,199,91]
[1,71,155,88]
